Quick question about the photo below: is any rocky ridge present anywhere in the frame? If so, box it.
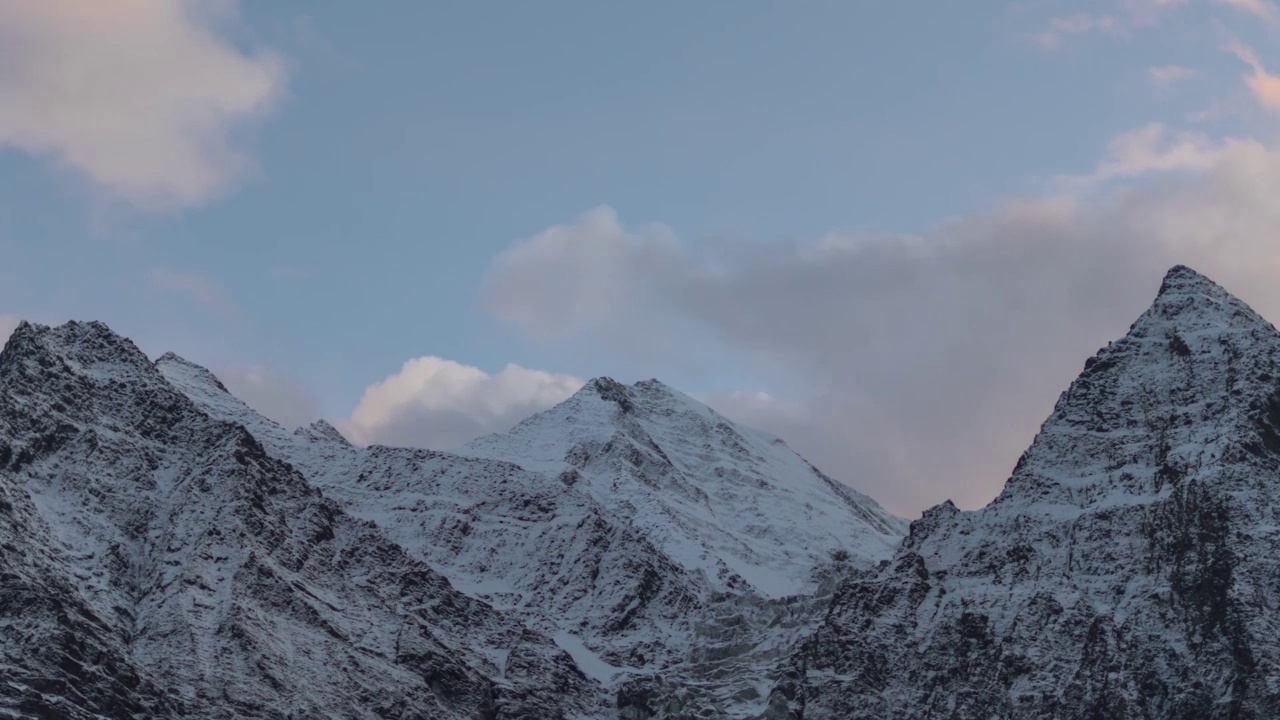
[765,265,1280,719]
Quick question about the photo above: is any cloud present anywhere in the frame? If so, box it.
[217,364,323,431]
[1030,14,1121,49]
[148,269,234,318]
[482,206,684,341]
[1226,41,1280,115]
[1214,0,1280,22]
[0,1,285,210]
[343,356,583,450]
[1059,123,1263,192]
[1148,65,1198,88]
[481,138,1280,516]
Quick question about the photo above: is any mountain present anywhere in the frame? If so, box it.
[765,265,1280,719]
[158,354,906,717]
[25,265,1265,719]
[0,317,906,718]
[0,321,603,719]
[461,377,905,597]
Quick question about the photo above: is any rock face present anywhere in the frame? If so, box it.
[0,319,905,718]
[158,350,906,718]
[16,264,1265,719]
[769,266,1280,719]
[0,322,603,719]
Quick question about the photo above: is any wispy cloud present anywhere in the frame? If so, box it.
[148,269,235,319]
[1148,64,1198,87]
[1050,123,1261,197]
[1030,13,1122,49]
[1226,41,1280,115]
[1214,0,1280,23]
[0,2,286,210]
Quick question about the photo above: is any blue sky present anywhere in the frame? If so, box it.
[4,0,1280,515]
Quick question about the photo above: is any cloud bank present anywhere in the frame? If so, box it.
[480,137,1280,516]
[0,1,285,209]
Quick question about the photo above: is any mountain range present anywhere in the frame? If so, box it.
[3,265,1278,719]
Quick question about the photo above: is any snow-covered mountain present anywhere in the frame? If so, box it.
[1,318,905,718]
[15,264,1268,719]
[765,265,1280,719]
[159,353,905,716]
[461,377,906,598]
[0,321,603,719]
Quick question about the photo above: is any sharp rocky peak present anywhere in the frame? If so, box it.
[574,375,702,418]
[295,419,351,446]
[1,319,151,371]
[772,278,1280,718]
[155,351,231,394]
[998,264,1280,508]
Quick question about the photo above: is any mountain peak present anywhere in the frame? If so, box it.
[1141,264,1270,335]
[1,319,151,375]
[579,376,637,412]
[155,352,231,394]
[295,419,351,446]
[1000,263,1280,510]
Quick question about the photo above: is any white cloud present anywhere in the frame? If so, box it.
[480,138,1280,516]
[218,364,323,431]
[343,356,583,450]
[0,1,285,210]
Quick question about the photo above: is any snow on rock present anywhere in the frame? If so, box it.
[0,322,605,719]
[462,376,905,597]
[768,265,1280,719]
[156,342,907,717]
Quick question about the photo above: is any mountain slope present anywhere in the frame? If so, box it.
[0,321,603,719]
[158,351,906,718]
[462,377,905,598]
[768,265,1280,719]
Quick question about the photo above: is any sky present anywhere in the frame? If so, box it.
[4,1,1280,517]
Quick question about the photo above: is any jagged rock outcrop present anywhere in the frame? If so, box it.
[767,265,1280,719]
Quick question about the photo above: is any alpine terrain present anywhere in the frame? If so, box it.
[0,316,903,717]
[764,265,1280,719]
[4,264,1272,719]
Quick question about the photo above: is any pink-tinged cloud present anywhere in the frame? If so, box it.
[1226,41,1280,115]
[480,138,1280,515]
[0,1,285,210]
[1214,0,1280,22]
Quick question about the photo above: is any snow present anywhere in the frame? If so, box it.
[789,265,1280,718]
[554,632,622,686]
[153,356,909,716]
[0,321,608,719]
[461,377,905,598]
